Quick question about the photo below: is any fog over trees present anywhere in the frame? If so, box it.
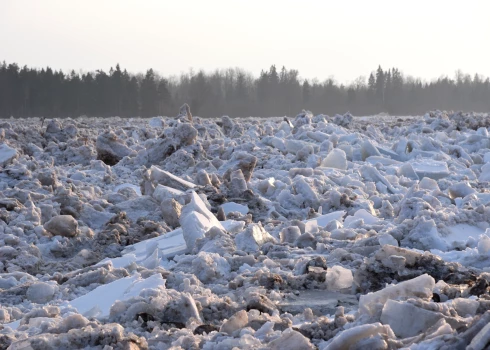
[1,61,489,118]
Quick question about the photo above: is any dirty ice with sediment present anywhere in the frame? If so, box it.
[2,107,490,349]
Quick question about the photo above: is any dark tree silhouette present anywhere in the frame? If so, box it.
[0,61,489,118]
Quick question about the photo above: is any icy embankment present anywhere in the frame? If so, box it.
[2,109,490,349]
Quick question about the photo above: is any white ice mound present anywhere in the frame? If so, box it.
[359,274,435,316]
[65,273,166,319]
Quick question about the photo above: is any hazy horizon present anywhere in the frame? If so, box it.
[1,0,489,85]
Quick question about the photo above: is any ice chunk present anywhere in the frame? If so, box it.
[376,146,401,160]
[403,218,448,251]
[344,209,380,227]
[411,160,450,180]
[479,162,490,182]
[152,184,185,203]
[419,177,440,191]
[148,117,164,128]
[451,298,479,317]
[43,215,79,237]
[280,226,302,243]
[268,328,315,350]
[192,251,231,283]
[114,196,160,222]
[307,131,329,143]
[180,192,223,250]
[122,227,187,260]
[321,149,347,170]
[360,140,381,160]
[294,177,319,208]
[398,163,419,180]
[96,254,137,269]
[359,274,435,316]
[326,266,353,291]
[235,224,276,252]
[220,310,248,335]
[161,198,182,227]
[150,165,196,191]
[65,273,166,319]
[324,323,394,350]
[114,183,142,196]
[26,282,58,304]
[360,165,398,193]
[95,131,131,165]
[468,322,490,350]
[380,299,444,338]
[181,211,213,250]
[366,156,401,166]
[0,143,17,166]
[182,192,223,230]
[478,234,490,255]
[448,182,476,199]
[306,210,345,228]
[443,224,485,246]
[378,233,398,246]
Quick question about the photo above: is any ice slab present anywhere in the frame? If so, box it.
[152,184,185,202]
[376,146,401,160]
[306,211,346,228]
[122,228,187,260]
[278,290,358,316]
[366,156,401,166]
[411,160,450,180]
[96,254,137,269]
[64,273,166,318]
[150,165,196,191]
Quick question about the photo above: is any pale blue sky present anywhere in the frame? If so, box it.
[1,0,489,84]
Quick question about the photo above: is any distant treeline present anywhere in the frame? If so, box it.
[0,61,489,118]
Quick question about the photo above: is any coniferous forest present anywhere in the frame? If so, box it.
[0,61,489,118]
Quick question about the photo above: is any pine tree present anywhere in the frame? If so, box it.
[375,65,385,105]
[140,69,158,117]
